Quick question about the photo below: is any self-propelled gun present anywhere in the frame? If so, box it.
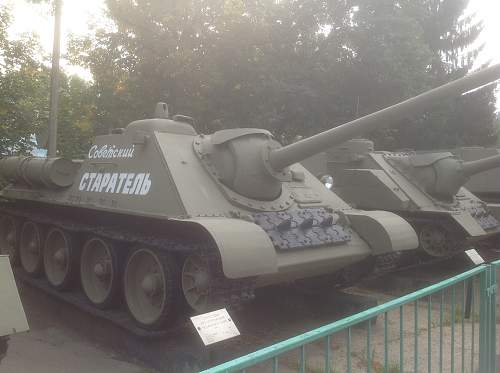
[0,65,499,330]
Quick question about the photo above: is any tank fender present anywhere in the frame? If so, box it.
[449,212,486,237]
[179,218,278,279]
[345,211,418,254]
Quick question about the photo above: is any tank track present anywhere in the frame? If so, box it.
[373,252,402,273]
[0,202,254,337]
[365,214,474,277]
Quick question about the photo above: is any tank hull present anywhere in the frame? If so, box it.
[0,124,417,331]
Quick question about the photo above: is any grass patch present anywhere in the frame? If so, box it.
[374,362,401,373]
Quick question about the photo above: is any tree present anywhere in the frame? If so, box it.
[0,6,47,156]
[68,0,497,150]
[338,0,497,150]
[0,5,96,158]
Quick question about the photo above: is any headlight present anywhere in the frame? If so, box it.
[320,175,333,190]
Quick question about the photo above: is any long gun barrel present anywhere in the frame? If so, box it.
[269,64,500,170]
[462,153,500,177]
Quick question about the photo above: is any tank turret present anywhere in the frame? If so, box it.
[451,147,500,201]
[448,146,500,223]
[0,65,499,331]
[386,152,500,200]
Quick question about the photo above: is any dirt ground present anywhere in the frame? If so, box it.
[1,256,496,373]
[0,281,155,373]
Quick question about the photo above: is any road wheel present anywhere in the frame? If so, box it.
[43,227,77,290]
[124,248,179,330]
[80,237,120,308]
[19,221,44,276]
[418,224,455,257]
[0,215,20,265]
[181,252,214,313]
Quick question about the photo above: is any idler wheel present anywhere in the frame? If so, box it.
[43,227,77,290]
[19,221,44,277]
[80,237,119,308]
[124,248,178,330]
[418,224,455,257]
[182,253,213,312]
[0,215,20,265]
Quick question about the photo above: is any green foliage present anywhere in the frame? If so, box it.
[66,0,497,149]
[0,5,47,156]
[374,362,401,373]
[56,75,96,158]
[0,4,95,158]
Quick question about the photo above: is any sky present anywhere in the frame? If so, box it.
[4,0,109,79]
[3,0,500,78]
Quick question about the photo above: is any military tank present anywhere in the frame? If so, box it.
[0,65,498,331]
[0,255,29,363]
[447,146,500,225]
[451,147,500,202]
[314,139,500,257]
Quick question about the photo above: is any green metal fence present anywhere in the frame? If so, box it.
[202,260,500,373]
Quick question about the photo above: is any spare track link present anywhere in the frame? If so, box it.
[0,203,254,337]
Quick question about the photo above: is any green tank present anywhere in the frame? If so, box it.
[0,65,498,331]
[450,147,500,201]
[309,138,500,257]
[449,146,500,222]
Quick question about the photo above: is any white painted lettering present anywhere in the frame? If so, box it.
[105,173,118,193]
[79,173,89,191]
[88,145,98,159]
[87,144,135,159]
[78,171,152,196]
[86,173,97,191]
[130,173,145,195]
[90,173,103,192]
[139,174,152,195]
[122,173,134,194]
[99,173,111,192]
[116,173,128,193]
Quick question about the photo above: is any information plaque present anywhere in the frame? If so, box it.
[190,308,240,346]
[465,249,485,266]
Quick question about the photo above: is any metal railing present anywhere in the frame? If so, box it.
[202,260,500,373]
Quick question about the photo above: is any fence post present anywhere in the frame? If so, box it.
[489,264,496,373]
[479,266,489,372]
[479,263,498,373]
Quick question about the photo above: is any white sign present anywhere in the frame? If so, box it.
[190,308,240,346]
[465,249,485,266]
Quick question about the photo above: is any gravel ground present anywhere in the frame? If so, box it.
[1,256,496,373]
[0,281,154,373]
[226,261,500,373]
